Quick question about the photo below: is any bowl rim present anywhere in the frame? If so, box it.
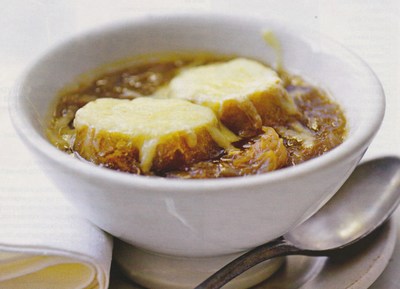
[8,13,385,192]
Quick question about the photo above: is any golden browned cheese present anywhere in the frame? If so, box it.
[74,125,224,174]
[161,58,298,137]
[72,98,238,174]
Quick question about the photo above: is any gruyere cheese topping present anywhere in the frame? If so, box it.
[166,58,296,109]
[167,58,281,102]
[73,97,238,172]
[160,58,298,137]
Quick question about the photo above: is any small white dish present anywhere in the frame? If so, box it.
[110,218,396,289]
[114,241,284,289]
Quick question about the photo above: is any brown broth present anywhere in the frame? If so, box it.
[47,54,347,178]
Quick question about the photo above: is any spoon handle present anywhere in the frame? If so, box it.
[194,237,300,289]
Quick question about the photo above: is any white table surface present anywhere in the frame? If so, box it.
[1,0,399,288]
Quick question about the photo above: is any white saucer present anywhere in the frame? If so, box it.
[109,218,396,289]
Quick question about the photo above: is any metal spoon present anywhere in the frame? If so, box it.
[196,157,400,289]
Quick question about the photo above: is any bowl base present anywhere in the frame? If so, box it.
[114,240,284,289]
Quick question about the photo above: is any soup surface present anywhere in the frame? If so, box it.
[47,54,346,178]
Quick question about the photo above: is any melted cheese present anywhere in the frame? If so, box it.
[276,121,315,149]
[160,58,298,137]
[165,58,282,104]
[262,31,284,72]
[74,97,238,172]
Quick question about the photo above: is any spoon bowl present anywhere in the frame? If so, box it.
[287,156,400,251]
[196,157,400,289]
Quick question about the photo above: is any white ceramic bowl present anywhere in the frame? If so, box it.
[10,14,384,259]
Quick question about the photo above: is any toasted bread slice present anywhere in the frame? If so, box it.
[162,58,298,137]
[73,97,238,173]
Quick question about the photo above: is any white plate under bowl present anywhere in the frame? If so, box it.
[109,218,396,289]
